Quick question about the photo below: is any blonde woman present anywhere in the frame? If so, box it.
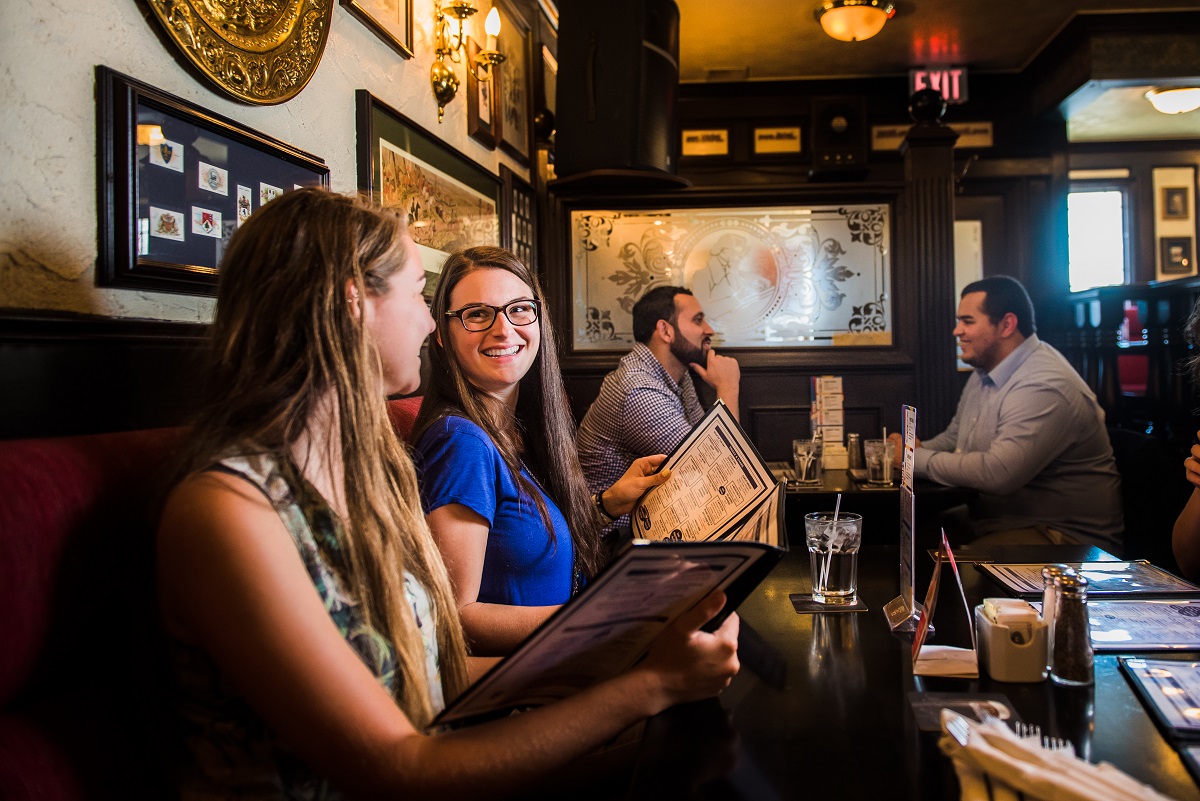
[157,188,739,799]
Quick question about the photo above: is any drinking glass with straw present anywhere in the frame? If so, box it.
[805,496,863,605]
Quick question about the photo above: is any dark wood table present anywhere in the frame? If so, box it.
[539,544,1200,800]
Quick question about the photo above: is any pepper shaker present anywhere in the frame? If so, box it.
[1050,573,1094,686]
[847,433,864,470]
[1040,564,1075,673]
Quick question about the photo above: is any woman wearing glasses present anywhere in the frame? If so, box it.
[412,247,670,654]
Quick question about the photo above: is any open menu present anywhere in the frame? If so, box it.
[978,561,1200,597]
[1120,658,1200,737]
[1078,600,1200,651]
[432,402,786,728]
[632,400,779,544]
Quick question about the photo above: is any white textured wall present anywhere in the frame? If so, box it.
[0,0,524,322]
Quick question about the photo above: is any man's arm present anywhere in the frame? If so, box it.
[915,384,1080,494]
[691,350,740,420]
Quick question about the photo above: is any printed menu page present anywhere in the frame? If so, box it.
[979,562,1200,597]
[632,400,778,544]
[1084,600,1200,650]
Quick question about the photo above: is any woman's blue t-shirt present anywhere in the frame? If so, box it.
[414,415,574,605]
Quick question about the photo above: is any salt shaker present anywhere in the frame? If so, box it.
[1050,573,1094,686]
[1040,564,1075,672]
[847,433,864,470]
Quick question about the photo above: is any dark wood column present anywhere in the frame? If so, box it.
[900,120,959,435]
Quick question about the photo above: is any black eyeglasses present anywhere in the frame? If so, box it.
[445,299,540,332]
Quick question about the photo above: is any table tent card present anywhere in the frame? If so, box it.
[912,532,979,678]
[433,401,785,728]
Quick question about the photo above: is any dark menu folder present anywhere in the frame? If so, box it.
[432,539,784,728]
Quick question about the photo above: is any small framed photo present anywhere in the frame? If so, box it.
[1161,237,1195,276]
[466,37,497,148]
[97,66,329,296]
[341,0,414,59]
[1163,186,1190,220]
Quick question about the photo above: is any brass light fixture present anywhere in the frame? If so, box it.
[431,2,505,123]
[814,0,895,42]
[1145,87,1200,115]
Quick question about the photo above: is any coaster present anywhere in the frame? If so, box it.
[790,594,868,614]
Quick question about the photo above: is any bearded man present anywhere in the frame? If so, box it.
[576,286,741,535]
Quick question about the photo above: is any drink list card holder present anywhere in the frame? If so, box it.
[912,532,979,678]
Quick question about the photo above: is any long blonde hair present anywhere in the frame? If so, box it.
[177,187,468,726]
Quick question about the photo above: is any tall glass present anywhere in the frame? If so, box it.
[793,438,824,485]
[863,439,895,485]
[805,511,863,605]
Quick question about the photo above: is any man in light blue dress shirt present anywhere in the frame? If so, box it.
[891,276,1123,551]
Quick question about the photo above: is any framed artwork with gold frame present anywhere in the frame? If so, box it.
[355,90,500,297]
[341,0,414,58]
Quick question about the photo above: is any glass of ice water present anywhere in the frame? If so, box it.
[792,438,824,485]
[804,511,863,605]
[863,439,895,486]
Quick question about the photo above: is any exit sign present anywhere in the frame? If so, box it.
[909,67,968,105]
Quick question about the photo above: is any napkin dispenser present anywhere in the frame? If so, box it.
[974,600,1048,683]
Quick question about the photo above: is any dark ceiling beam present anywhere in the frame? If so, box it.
[1025,11,1200,117]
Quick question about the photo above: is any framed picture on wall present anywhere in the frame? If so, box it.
[466,38,497,148]
[1153,166,1198,280]
[355,90,500,298]
[532,1,558,147]
[500,164,536,268]
[341,0,414,58]
[494,0,533,164]
[1161,237,1195,276]
[96,66,329,296]
[1163,187,1190,221]
[566,202,893,353]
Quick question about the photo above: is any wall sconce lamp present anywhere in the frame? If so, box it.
[431,2,505,123]
[814,0,895,42]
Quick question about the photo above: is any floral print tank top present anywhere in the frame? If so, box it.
[170,453,444,800]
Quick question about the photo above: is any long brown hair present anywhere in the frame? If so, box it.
[176,187,468,726]
[413,246,603,577]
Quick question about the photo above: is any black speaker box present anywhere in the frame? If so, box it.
[555,0,680,179]
[810,96,868,171]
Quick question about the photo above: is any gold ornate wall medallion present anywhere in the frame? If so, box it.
[146,0,334,105]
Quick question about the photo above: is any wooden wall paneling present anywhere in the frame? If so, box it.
[0,312,208,439]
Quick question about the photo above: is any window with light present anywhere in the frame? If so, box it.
[1067,189,1127,292]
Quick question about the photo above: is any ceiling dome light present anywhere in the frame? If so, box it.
[815,0,895,42]
[1145,87,1200,115]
